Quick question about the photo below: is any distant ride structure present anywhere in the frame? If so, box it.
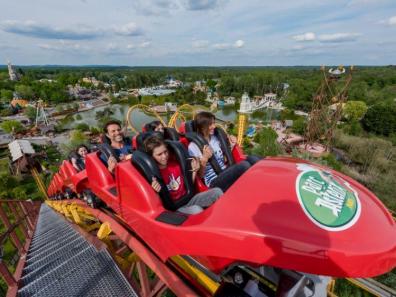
[305,65,353,150]
[7,60,20,81]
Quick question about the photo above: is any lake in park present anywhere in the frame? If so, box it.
[63,104,280,132]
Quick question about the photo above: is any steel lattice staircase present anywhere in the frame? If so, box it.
[17,204,137,297]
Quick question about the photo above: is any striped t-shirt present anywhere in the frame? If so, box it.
[188,135,227,187]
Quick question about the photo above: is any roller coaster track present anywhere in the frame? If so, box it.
[346,278,396,297]
[237,113,247,146]
[46,200,205,296]
[168,104,197,131]
[31,168,48,200]
[126,104,167,133]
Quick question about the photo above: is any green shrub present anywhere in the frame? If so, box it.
[362,103,396,136]
[252,127,283,157]
[342,121,363,136]
[292,117,306,135]
[0,120,25,134]
[90,126,101,134]
[343,101,368,122]
[320,154,342,171]
[75,123,90,131]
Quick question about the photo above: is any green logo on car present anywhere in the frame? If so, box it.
[296,164,361,231]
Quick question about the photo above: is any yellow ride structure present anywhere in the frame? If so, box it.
[126,104,166,133]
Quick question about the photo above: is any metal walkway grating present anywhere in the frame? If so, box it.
[18,204,138,297]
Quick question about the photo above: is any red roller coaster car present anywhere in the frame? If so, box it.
[48,126,396,296]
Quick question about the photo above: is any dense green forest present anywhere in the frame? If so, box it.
[1,65,395,114]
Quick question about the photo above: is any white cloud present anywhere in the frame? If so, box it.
[1,20,103,40]
[291,44,305,51]
[347,0,390,6]
[382,15,396,26]
[318,33,361,43]
[113,22,143,36]
[139,41,151,48]
[212,40,244,50]
[126,41,150,49]
[38,41,90,53]
[131,0,177,16]
[104,41,151,55]
[154,0,179,9]
[213,43,230,50]
[132,0,225,15]
[184,0,221,11]
[192,39,210,48]
[284,45,327,57]
[1,20,144,40]
[106,43,118,51]
[292,32,316,42]
[103,43,134,55]
[234,39,245,48]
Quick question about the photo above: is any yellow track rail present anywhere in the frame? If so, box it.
[237,113,247,146]
[31,168,48,200]
[170,256,220,294]
[167,104,198,131]
[126,104,166,133]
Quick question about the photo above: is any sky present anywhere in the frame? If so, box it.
[0,0,395,66]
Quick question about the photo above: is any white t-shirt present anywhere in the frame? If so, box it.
[188,135,227,186]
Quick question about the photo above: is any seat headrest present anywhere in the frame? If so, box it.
[163,127,179,141]
[100,134,111,144]
[214,127,234,166]
[68,151,86,171]
[187,126,235,168]
[131,150,161,183]
[185,132,207,149]
[184,132,223,174]
[68,151,79,161]
[98,143,120,162]
[165,140,191,171]
[136,131,164,151]
[184,120,196,133]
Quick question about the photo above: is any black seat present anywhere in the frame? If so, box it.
[100,134,109,144]
[143,121,179,141]
[131,140,195,211]
[136,131,164,151]
[185,132,223,174]
[163,127,180,141]
[136,128,180,151]
[184,120,235,174]
[68,152,85,171]
[184,120,196,133]
[98,143,120,163]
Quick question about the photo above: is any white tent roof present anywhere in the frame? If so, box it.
[8,140,35,162]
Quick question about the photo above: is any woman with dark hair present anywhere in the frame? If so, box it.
[145,120,165,133]
[71,144,89,171]
[144,136,222,214]
[188,111,258,192]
